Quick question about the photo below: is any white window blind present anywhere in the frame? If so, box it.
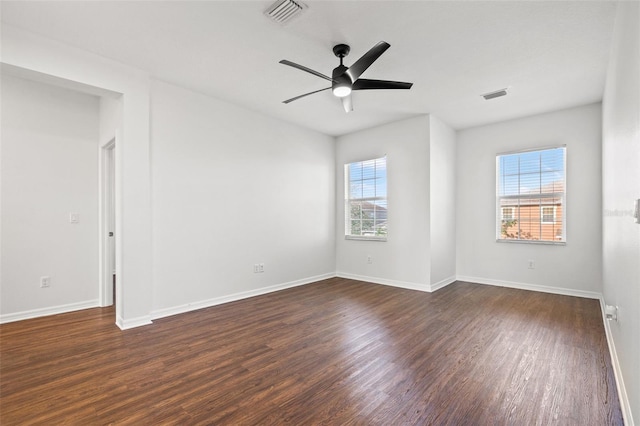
[496,147,566,243]
[345,157,387,240]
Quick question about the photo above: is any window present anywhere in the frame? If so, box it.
[496,146,565,243]
[501,207,514,221]
[541,206,556,224]
[345,156,387,240]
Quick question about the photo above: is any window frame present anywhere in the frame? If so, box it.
[501,207,515,221]
[344,156,387,242]
[541,205,556,224]
[495,146,566,245]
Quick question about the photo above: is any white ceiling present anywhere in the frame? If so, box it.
[1,1,617,136]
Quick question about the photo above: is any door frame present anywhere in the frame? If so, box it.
[99,137,116,307]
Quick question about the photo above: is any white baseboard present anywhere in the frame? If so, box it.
[150,272,336,321]
[116,314,153,330]
[336,272,430,292]
[456,275,602,299]
[0,299,99,324]
[430,275,457,292]
[599,298,633,426]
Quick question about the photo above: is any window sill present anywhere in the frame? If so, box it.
[496,239,565,246]
[345,235,387,242]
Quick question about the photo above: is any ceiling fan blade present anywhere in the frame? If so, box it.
[279,60,335,82]
[346,41,390,82]
[353,79,413,91]
[283,87,331,104]
[342,95,353,113]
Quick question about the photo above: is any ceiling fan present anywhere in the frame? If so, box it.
[280,41,413,113]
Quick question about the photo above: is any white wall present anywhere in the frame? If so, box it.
[99,96,121,146]
[0,74,99,319]
[429,115,457,288]
[2,25,153,328]
[149,79,336,317]
[336,116,431,290]
[456,103,603,297]
[602,2,640,423]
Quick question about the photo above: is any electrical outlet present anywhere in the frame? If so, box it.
[367,255,372,264]
[40,276,50,288]
[259,263,264,273]
[69,213,80,224]
[528,260,535,269]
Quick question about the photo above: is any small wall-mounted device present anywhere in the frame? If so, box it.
[605,305,618,322]
[634,199,640,224]
[40,276,50,288]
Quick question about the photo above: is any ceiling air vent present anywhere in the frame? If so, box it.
[265,0,307,24]
[482,88,508,100]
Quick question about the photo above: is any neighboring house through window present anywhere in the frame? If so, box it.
[496,146,566,243]
[345,156,387,240]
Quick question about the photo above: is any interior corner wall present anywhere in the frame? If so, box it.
[149,79,336,317]
[0,74,100,319]
[335,116,431,290]
[429,115,457,288]
[602,1,640,423]
[456,103,603,297]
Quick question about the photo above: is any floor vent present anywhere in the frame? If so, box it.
[265,0,307,24]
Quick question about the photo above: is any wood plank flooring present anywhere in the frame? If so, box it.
[0,278,623,425]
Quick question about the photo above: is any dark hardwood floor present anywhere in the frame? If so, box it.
[0,278,623,425]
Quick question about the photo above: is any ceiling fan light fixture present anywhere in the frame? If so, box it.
[333,85,352,98]
[332,68,352,98]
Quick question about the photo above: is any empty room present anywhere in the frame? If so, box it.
[1,1,638,424]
